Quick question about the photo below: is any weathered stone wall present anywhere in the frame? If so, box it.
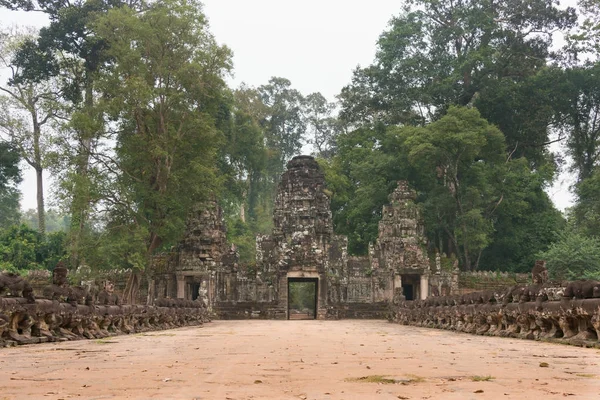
[458,271,530,293]
[389,281,600,347]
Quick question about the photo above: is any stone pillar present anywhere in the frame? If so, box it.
[176,275,185,299]
[420,274,429,300]
[394,274,402,290]
[209,273,215,310]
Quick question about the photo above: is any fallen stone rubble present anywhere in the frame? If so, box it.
[0,297,209,347]
[389,283,600,348]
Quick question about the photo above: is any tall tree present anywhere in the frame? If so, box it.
[0,0,141,267]
[304,92,338,159]
[0,28,63,235]
[258,77,306,175]
[403,106,506,270]
[219,86,267,224]
[567,0,600,56]
[555,64,600,183]
[93,0,232,302]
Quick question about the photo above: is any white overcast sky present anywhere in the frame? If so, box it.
[0,0,576,211]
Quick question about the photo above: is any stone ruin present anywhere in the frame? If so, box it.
[389,265,600,347]
[151,155,448,319]
[151,201,238,304]
[0,267,207,347]
[3,154,600,347]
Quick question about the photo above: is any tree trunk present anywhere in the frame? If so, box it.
[474,249,483,271]
[462,223,472,271]
[69,69,95,269]
[125,232,163,305]
[36,167,45,235]
[146,276,155,306]
[32,118,45,235]
[123,270,141,305]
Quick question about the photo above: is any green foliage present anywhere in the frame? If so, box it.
[225,217,256,264]
[288,281,316,312]
[538,231,600,281]
[76,224,150,271]
[404,107,506,270]
[553,63,600,183]
[0,140,21,190]
[339,0,576,166]
[0,224,66,272]
[572,170,600,237]
[0,141,21,229]
[21,208,69,233]
[324,106,563,271]
[92,0,232,261]
[567,0,600,55]
[479,158,565,272]
[320,125,408,254]
[0,187,20,229]
[304,92,338,158]
[0,27,66,235]
[1,0,588,278]
[258,77,306,173]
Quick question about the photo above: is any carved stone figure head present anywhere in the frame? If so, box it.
[103,280,115,293]
[532,260,548,284]
[53,262,69,286]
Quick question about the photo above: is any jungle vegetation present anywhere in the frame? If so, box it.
[1,0,600,283]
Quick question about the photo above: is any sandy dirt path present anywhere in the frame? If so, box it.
[1,320,599,400]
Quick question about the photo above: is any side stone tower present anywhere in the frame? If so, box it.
[152,201,238,306]
[371,181,431,300]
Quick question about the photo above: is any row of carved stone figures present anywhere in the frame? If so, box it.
[410,280,600,309]
[0,268,121,306]
[0,297,209,347]
[390,280,600,347]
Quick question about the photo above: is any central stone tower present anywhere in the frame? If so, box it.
[257,155,337,318]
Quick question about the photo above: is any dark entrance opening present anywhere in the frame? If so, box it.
[190,282,200,301]
[402,284,414,301]
[288,278,318,320]
[401,274,421,301]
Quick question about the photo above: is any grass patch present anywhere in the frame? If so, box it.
[471,375,494,382]
[345,374,426,385]
[576,374,597,378]
[94,338,117,344]
[345,375,397,384]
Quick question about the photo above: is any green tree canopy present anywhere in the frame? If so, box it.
[92,0,232,263]
[323,107,564,271]
[0,141,21,229]
[339,0,575,166]
[538,230,600,281]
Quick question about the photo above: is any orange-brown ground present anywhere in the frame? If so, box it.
[1,320,599,399]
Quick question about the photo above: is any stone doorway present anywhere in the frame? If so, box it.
[401,274,421,301]
[288,278,318,320]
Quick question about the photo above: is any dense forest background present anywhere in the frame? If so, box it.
[1,0,600,282]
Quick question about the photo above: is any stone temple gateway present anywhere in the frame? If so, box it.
[152,155,457,319]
